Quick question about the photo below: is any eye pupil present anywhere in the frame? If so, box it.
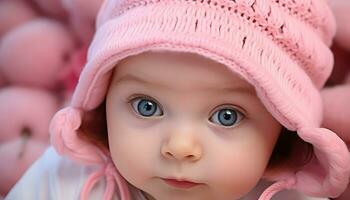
[218,109,237,126]
[223,112,231,120]
[144,103,152,111]
[138,99,157,116]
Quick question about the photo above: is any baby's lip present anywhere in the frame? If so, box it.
[161,177,203,189]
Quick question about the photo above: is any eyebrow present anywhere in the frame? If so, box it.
[113,74,164,88]
[113,74,256,95]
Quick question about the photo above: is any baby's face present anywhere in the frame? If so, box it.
[106,51,281,200]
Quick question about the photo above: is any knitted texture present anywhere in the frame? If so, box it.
[49,0,350,200]
[78,0,336,129]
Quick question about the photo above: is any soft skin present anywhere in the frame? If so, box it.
[106,51,282,200]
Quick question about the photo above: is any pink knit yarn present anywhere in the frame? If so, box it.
[49,0,350,199]
[49,107,105,164]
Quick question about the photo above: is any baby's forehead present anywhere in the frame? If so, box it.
[112,51,255,93]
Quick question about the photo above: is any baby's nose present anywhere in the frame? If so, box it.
[161,131,202,162]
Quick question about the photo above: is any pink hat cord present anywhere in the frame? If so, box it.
[80,161,131,200]
[258,177,296,200]
[50,106,131,200]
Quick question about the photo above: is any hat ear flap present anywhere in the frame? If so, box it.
[50,107,106,165]
[293,127,350,198]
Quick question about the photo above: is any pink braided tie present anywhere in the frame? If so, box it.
[258,177,296,200]
[80,161,131,200]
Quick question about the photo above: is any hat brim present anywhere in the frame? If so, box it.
[72,3,323,129]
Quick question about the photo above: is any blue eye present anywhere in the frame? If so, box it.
[131,97,163,117]
[210,107,244,127]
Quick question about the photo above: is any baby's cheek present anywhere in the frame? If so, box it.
[206,150,265,198]
[109,127,159,187]
[110,142,151,187]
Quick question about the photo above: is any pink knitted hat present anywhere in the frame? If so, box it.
[50,0,350,199]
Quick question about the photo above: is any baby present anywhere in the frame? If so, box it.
[5,0,350,200]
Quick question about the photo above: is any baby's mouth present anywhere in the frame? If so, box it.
[161,178,203,189]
